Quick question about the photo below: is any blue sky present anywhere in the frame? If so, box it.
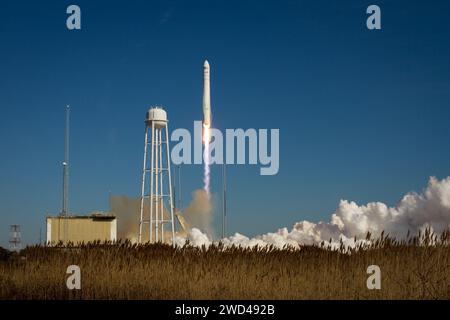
[1,0,450,247]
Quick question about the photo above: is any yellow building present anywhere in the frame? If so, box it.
[46,214,117,245]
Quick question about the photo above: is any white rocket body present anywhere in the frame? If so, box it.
[202,60,211,128]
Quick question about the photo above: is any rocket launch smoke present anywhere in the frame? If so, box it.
[178,176,450,249]
[111,189,213,242]
[111,176,450,249]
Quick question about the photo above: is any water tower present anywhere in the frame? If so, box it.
[138,107,175,245]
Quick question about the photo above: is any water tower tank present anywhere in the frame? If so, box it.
[145,106,168,128]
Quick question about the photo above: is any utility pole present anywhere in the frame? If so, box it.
[62,105,70,217]
[178,165,182,210]
[60,105,70,243]
[222,163,227,238]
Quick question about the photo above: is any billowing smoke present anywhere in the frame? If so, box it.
[110,189,213,242]
[110,195,141,242]
[183,189,213,233]
[179,176,450,249]
[110,196,169,242]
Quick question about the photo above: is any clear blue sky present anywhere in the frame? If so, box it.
[1,0,450,247]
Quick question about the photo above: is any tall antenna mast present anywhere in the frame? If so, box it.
[62,105,70,217]
[178,165,182,210]
[222,163,227,238]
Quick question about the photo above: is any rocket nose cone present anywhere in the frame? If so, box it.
[204,60,210,68]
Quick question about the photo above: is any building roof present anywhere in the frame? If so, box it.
[47,213,116,220]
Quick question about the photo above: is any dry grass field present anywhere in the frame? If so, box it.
[0,230,449,300]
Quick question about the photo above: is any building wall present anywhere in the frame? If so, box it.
[46,216,117,244]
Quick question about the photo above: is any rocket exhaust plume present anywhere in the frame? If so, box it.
[202,60,212,194]
[203,126,210,194]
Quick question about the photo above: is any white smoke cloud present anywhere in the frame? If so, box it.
[177,176,450,249]
[186,228,212,247]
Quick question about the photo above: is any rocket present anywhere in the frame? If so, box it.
[202,60,211,128]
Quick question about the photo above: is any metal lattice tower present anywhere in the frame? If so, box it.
[9,225,21,251]
[138,107,175,245]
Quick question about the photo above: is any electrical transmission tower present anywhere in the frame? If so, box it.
[9,225,21,251]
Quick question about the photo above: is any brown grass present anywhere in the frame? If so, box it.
[0,229,449,300]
